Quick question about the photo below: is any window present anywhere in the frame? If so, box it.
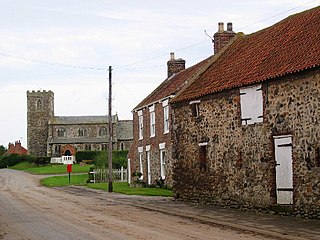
[54,145,61,155]
[199,142,208,171]
[36,99,42,111]
[240,84,263,125]
[149,105,155,137]
[138,110,143,140]
[101,144,108,151]
[85,144,91,151]
[78,128,87,137]
[190,100,200,117]
[120,142,125,150]
[163,100,169,134]
[99,127,107,136]
[159,143,166,179]
[57,128,66,138]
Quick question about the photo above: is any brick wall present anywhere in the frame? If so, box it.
[129,101,173,186]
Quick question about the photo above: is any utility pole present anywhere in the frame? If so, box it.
[108,66,113,192]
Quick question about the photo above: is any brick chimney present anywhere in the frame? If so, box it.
[167,52,186,78]
[213,22,236,54]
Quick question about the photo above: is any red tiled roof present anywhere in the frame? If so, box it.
[173,7,320,103]
[133,57,211,110]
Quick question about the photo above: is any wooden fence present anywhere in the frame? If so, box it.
[89,166,127,183]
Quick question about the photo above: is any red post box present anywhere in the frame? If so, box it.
[67,164,72,173]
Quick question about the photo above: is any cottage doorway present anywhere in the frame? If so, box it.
[274,135,293,204]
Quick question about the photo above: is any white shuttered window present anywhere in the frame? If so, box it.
[240,84,263,125]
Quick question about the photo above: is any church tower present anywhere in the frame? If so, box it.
[27,90,54,157]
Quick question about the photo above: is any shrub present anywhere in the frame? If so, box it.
[75,151,99,162]
[34,156,51,166]
[0,154,23,168]
[94,150,128,169]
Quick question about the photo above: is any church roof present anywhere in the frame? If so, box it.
[49,115,117,125]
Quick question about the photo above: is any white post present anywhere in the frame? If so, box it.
[127,158,131,184]
[121,166,124,182]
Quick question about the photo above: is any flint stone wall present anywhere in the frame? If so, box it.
[172,69,320,218]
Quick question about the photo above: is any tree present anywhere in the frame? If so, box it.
[0,145,6,156]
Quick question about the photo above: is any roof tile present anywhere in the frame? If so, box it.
[173,7,320,103]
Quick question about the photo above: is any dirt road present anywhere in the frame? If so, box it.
[0,169,291,239]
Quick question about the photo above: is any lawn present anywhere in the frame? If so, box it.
[11,162,173,197]
[10,162,93,174]
[41,174,173,197]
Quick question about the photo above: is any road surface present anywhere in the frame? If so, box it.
[0,169,311,240]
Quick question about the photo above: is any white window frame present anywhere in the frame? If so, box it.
[159,143,166,179]
[149,105,155,138]
[163,100,169,134]
[146,145,151,185]
[138,147,144,180]
[190,100,201,117]
[240,84,263,125]
[138,110,143,140]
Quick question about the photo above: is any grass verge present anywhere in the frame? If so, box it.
[41,174,173,197]
[10,162,93,174]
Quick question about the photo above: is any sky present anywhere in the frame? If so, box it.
[0,0,319,148]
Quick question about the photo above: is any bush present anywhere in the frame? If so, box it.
[34,156,51,166]
[76,150,128,168]
[0,154,36,168]
[94,150,128,169]
[75,151,99,162]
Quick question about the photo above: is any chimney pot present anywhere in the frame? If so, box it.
[167,52,185,78]
[170,52,175,60]
[227,22,233,31]
[218,22,224,32]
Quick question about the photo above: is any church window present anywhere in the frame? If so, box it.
[78,128,87,137]
[36,99,42,111]
[101,144,108,151]
[99,126,108,136]
[57,128,66,138]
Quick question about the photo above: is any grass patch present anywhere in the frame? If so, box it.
[87,182,173,197]
[10,162,93,175]
[41,174,89,187]
[41,174,173,197]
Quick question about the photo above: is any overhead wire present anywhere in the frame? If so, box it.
[0,0,318,72]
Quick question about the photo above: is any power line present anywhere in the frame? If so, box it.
[237,0,319,31]
[0,1,317,71]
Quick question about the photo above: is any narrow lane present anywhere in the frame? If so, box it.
[0,169,318,240]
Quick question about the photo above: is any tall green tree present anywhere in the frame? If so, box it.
[0,145,6,156]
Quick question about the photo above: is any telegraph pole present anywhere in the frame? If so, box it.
[108,66,113,192]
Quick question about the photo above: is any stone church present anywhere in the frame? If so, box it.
[27,90,133,158]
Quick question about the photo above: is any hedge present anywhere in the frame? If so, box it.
[76,150,128,168]
[0,154,38,168]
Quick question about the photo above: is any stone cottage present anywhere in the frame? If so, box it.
[171,7,320,217]
[27,90,133,158]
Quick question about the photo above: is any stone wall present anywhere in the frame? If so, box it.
[27,90,54,157]
[48,122,132,156]
[172,68,320,217]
